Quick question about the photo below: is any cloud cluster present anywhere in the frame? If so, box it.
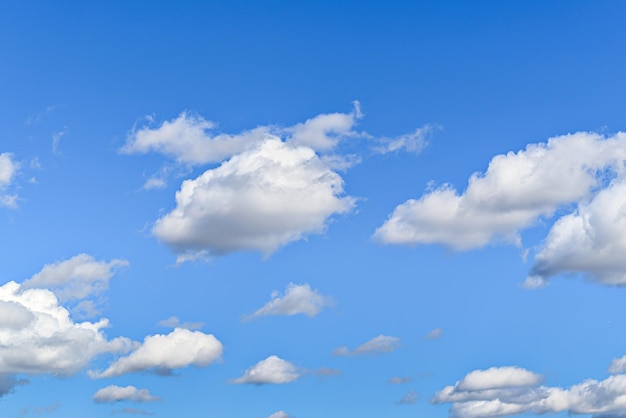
[0,281,133,396]
[122,105,430,260]
[152,139,355,260]
[333,334,401,356]
[433,365,626,418]
[267,411,291,418]
[249,283,332,319]
[93,385,160,403]
[0,152,19,208]
[232,356,300,385]
[375,132,626,286]
[90,328,223,378]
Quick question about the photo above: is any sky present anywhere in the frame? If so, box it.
[2,1,626,417]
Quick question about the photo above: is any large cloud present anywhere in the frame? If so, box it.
[333,334,401,356]
[433,365,626,418]
[152,138,355,260]
[374,132,626,250]
[231,355,300,385]
[93,385,160,403]
[525,180,626,287]
[0,152,19,208]
[248,283,332,319]
[90,328,223,378]
[21,254,129,301]
[0,281,132,389]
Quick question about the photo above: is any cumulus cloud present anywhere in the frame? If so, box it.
[231,355,300,385]
[333,334,401,356]
[0,374,28,397]
[93,385,160,403]
[153,139,355,261]
[374,132,626,250]
[0,152,19,208]
[433,365,626,418]
[90,328,222,378]
[248,283,332,319]
[22,254,129,301]
[268,411,291,418]
[525,180,626,287]
[0,281,132,388]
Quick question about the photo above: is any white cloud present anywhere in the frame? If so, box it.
[285,101,362,151]
[333,334,401,356]
[0,153,19,208]
[375,124,435,155]
[21,254,129,301]
[52,127,66,154]
[157,316,204,330]
[0,281,132,379]
[152,138,355,261]
[231,355,300,385]
[90,327,222,378]
[143,177,167,190]
[397,389,419,404]
[425,328,443,339]
[374,132,626,250]
[120,112,272,165]
[268,411,291,418]
[433,365,626,418]
[608,355,626,374]
[526,180,626,287]
[249,283,332,319]
[93,385,160,403]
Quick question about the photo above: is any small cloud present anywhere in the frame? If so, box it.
[374,124,438,155]
[268,411,291,418]
[333,335,401,356]
[157,316,204,330]
[231,356,300,385]
[425,328,442,340]
[247,283,333,320]
[143,178,167,190]
[396,390,419,405]
[52,127,67,154]
[389,376,411,384]
[93,385,160,403]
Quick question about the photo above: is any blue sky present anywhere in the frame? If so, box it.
[2,1,626,417]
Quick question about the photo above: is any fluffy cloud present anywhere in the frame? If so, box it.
[21,254,129,301]
[90,328,222,378]
[152,139,355,260]
[231,355,300,385]
[374,132,626,250]
[120,112,271,165]
[525,180,626,287]
[0,281,132,383]
[93,385,160,403]
[433,365,626,418]
[0,152,19,208]
[121,104,364,166]
[248,283,332,319]
[333,334,401,356]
